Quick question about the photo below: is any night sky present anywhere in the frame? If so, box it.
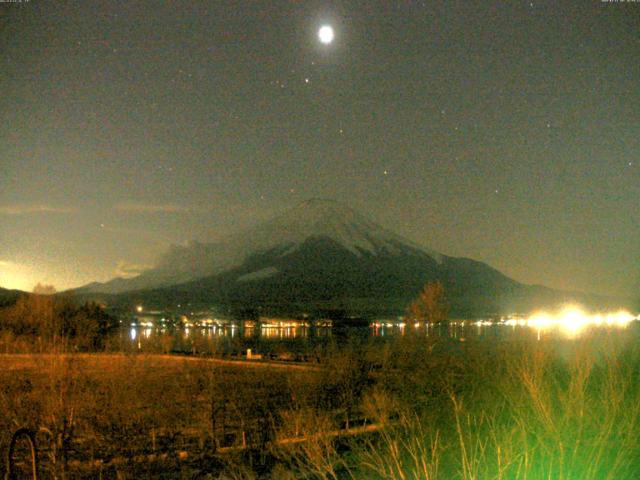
[1,1,638,297]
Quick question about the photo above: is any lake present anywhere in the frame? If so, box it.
[117,309,640,358]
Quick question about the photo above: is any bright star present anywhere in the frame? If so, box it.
[318,25,334,44]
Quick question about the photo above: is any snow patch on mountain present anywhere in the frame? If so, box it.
[237,267,279,282]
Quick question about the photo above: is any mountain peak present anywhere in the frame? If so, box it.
[294,198,354,212]
[80,200,444,294]
[273,198,367,227]
[247,198,431,258]
[278,199,362,225]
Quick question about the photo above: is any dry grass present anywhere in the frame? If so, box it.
[0,353,316,477]
[1,329,639,479]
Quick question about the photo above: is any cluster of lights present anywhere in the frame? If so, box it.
[504,306,638,336]
[373,306,638,339]
[261,320,310,328]
[371,321,402,328]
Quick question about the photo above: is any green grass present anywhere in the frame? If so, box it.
[330,332,640,480]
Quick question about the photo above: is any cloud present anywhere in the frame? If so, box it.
[100,224,175,247]
[0,204,77,215]
[114,202,196,214]
[114,260,153,278]
[0,260,27,270]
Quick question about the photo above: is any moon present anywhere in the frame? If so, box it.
[318,25,334,44]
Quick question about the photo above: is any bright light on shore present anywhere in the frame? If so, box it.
[505,306,638,337]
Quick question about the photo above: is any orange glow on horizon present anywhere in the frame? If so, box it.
[0,261,35,291]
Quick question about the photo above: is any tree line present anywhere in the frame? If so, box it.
[0,288,118,351]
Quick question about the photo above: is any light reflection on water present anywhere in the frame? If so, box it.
[125,322,324,352]
[261,326,309,339]
[123,314,639,354]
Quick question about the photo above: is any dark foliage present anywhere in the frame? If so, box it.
[0,294,118,350]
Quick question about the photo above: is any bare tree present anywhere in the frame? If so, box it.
[406,281,448,325]
[33,283,57,295]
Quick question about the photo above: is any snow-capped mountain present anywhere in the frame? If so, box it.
[77,199,620,316]
[81,199,443,295]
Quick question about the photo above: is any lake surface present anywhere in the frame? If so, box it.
[117,315,640,357]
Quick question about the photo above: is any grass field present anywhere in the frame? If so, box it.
[1,328,639,479]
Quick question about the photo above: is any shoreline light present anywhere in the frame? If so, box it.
[504,306,638,337]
